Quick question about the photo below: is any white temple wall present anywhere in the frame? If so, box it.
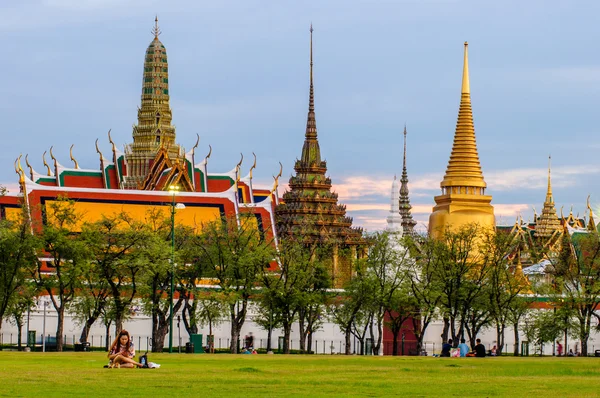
[3,303,599,356]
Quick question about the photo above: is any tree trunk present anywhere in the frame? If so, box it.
[496,323,505,356]
[209,320,214,353]
[16,320,23,351]
[392,328,399,356]
[307,331,313,354]
[79,317,97,343]
[104,322,111,351]
[56,306,64,352]
[283,322,291,354]
[513,322,520,356]
[266,324,273,352]
[345,327,352,355]
[441,317,450,344]
[298,311,306,353]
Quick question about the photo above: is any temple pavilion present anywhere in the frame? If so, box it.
[2,18,278,244]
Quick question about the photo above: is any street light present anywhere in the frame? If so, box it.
[168,185,185,353]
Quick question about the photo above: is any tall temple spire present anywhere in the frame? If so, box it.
[124,18,181,189]
[535,155,561,238]
[301,24,321,166]
[440,42,486,192]
[428,42,495,236]
[399,125,417,235]
[275,25,365,287]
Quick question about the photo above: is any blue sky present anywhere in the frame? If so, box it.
[2,0,600,231]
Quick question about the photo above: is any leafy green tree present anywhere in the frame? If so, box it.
[406,235,443,355]
[364,231,410,355]
[0,204,39,340]
[549,232,600,356]
[81,212,149,334]
[196,215,273,353]
[196,292,228,352]
[482,230,526,355]
[329,260,372,355]
[7,282,36,350]
[31,198,90,351]
[434,224,490,347]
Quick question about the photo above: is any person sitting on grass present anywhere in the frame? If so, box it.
[108,330,144,368]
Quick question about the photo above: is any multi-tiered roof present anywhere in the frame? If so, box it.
[124,17,182,189]
[275,27,364,246]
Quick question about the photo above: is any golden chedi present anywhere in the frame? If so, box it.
[428,42,495,237]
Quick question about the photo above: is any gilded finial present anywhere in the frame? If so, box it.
[547,155,552,197]
[69,144,80,169]
[25,154,34,180]
[587,194,593,211]
[192,134,200,154]
[236,153,244,170]
[271,162,283,194]
[107,129,116,153]
[249,152,257,180]
[16,155,25,184]
[462,41,470,94]
[42,151,51,176]
[152,15,161,39]
[560,206,564,220]
[205,145,212,160]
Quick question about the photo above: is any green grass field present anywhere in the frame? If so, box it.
[1,352,599,397]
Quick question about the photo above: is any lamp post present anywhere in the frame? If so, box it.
[168,185,178,354]
[168,186,185,354]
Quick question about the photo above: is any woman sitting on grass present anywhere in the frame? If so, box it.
[108,330,144,368]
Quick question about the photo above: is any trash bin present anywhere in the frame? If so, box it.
[185,342,194,353]
[27,331,36,350]
[190,334,204,353]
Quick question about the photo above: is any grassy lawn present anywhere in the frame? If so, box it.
[1,352,599,397]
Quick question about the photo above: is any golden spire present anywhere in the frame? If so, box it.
[545,155,553,202]
[152,15,161,39]
[462,42,470,94]
[535,155,561,238]
[439,41,486,191]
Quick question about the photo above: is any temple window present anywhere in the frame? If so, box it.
[156,136,160,143]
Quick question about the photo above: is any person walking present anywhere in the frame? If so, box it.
[556,341,563,357]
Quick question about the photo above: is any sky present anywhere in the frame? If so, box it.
[2,0,600,232]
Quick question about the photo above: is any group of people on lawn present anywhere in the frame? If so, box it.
[440,338,490,358]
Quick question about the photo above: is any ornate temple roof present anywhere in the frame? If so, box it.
[125,17,182,189]
[275,26,364,246]
[399,126,417,235]
[440,42,487,191]
[534,156,561,239]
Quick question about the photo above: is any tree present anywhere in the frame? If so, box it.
[406,235,443,355]
[196,215,273,353]
[0,204,39,340]
[196,292,228,352]
[137,210,185,353]
[549,231,600,356]
[483,230,526,355]
[433,224,490,347]
[31,198,90,351]
[329,260,371,355]
[81,213,149,334]
[7,283,36,350]
[364,231,410,355]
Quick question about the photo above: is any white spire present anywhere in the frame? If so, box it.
[386,175,404,234]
